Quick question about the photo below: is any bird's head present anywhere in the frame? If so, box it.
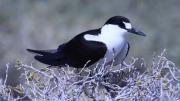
[103,16,146,37]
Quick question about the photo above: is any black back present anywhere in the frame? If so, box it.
[56,29,107,68]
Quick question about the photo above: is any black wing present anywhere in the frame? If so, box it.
[27,29,107,68]
[57,29,107,68]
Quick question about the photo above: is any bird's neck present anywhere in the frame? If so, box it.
[84,25,127,44]
[101,24,127,38]
[100,24,127,42]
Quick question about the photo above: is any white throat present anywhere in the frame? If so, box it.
[101,24,127,37]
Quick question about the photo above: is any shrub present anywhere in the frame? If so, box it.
[0,50,180,101]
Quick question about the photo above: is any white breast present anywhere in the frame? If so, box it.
[102,36,125,64]
[84,24,127,64]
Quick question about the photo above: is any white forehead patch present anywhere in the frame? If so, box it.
[123,22,132,29]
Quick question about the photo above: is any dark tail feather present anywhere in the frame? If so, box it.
[27,49,57,56]
[34,55,65,66]
[27,49,66,66]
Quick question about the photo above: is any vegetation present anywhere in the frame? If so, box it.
[0,50,179,101]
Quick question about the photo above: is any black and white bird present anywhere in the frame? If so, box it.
[27,16,146,68]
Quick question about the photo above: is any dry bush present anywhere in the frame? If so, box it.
[0,50,180,101]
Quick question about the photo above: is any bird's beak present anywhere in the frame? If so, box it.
[127,27,146,36]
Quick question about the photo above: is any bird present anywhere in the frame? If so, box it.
[27,16,146,68]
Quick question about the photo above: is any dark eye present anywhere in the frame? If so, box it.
[118,22,125,29]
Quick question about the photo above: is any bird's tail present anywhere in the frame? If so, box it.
[27,49,64,66]
[27,49,57,56]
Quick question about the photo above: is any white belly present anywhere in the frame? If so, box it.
[103,39,125,63]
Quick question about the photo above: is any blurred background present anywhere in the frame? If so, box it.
[0,0,180,68]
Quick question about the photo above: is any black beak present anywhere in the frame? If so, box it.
[127,27,146,36]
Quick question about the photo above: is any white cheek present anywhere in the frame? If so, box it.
[123,22,132,29]
[102,24,127,36]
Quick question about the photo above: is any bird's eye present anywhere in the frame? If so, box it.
[119,22,125,29]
